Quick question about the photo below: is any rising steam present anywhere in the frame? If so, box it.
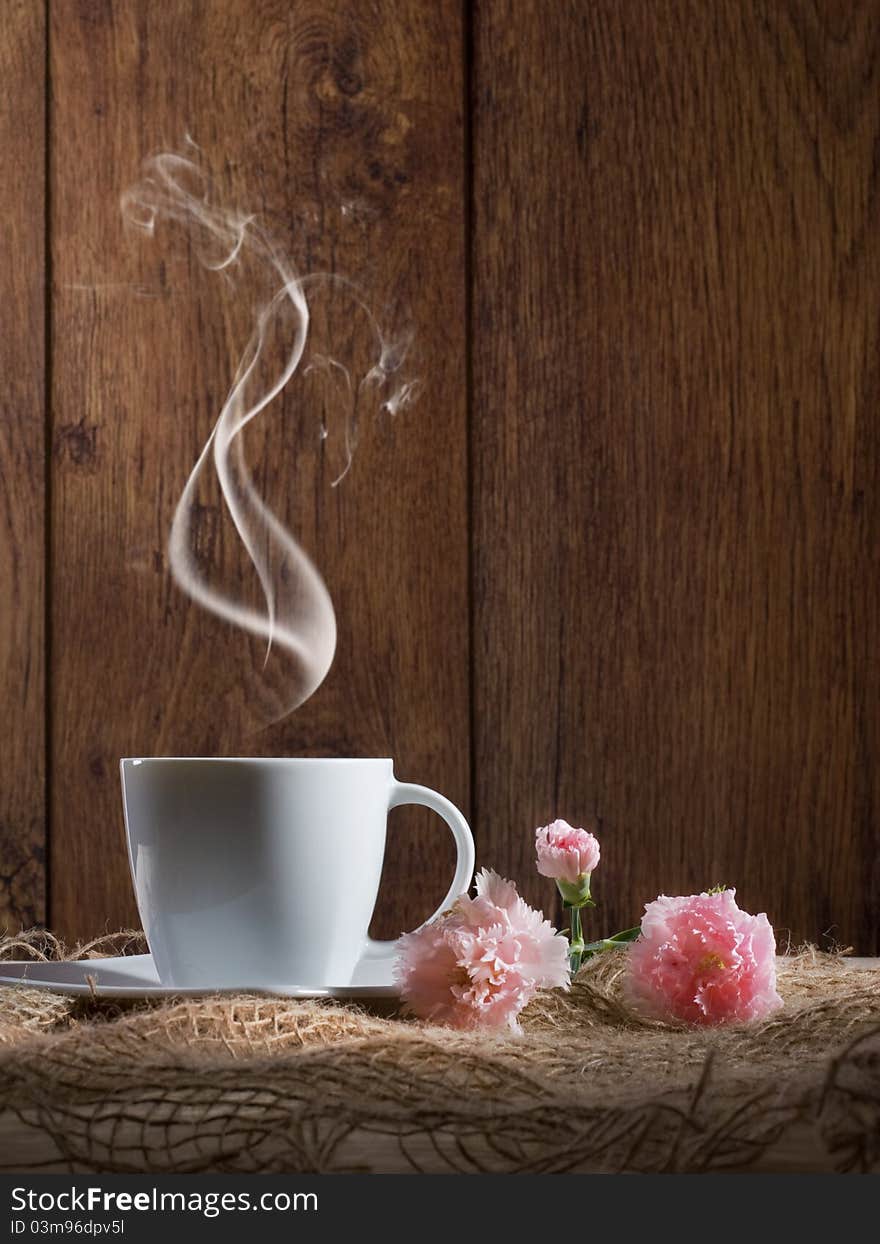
[121,149,416,715]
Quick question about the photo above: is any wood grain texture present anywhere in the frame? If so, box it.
[472,0,880,949]
[0,1,45,928]
[50,0,468,940]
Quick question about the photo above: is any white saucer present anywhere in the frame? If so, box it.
[0,953,399,1000]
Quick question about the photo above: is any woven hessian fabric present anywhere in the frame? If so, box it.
[0,932,878,1173]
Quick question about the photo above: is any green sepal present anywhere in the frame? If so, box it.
[556,875,594,908]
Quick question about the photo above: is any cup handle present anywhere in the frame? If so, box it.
[356,781,475,976]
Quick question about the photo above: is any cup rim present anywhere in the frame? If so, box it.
[120,756,394,764]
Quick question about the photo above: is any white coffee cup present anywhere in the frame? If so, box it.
[119,757,474,990]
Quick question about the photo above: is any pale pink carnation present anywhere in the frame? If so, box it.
[625,889,783,1026]
[394,868,570,1033]
[535,819,600,884]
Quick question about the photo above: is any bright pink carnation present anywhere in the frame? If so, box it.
[394,868,570,1033]
[625,889,783,1026]
[535,819,600,884]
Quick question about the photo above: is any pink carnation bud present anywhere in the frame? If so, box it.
[625,889,783,1026]
[394,868,570,1033]
[535,819,600,885]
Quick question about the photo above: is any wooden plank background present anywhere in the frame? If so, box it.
[473,0,880,950]
[0,0,45,930]
[49,0,468,941]
[0,0,876,950]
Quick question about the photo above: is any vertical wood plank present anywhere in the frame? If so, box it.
[0,1,45,929]
[50,0,468,940]
[473,1,880,949]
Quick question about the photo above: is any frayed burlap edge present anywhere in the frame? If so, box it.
[0,930,878,1173]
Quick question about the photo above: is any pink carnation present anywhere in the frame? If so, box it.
[535,819,600,884]
[625,889,783,1026]
[394,868,570,1033]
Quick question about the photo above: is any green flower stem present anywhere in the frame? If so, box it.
[569,904,585,975]
[581,925,642,960]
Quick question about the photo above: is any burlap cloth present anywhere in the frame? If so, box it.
[0,931,878,1173]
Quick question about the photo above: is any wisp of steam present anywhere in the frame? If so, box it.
[120,150,417,716]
